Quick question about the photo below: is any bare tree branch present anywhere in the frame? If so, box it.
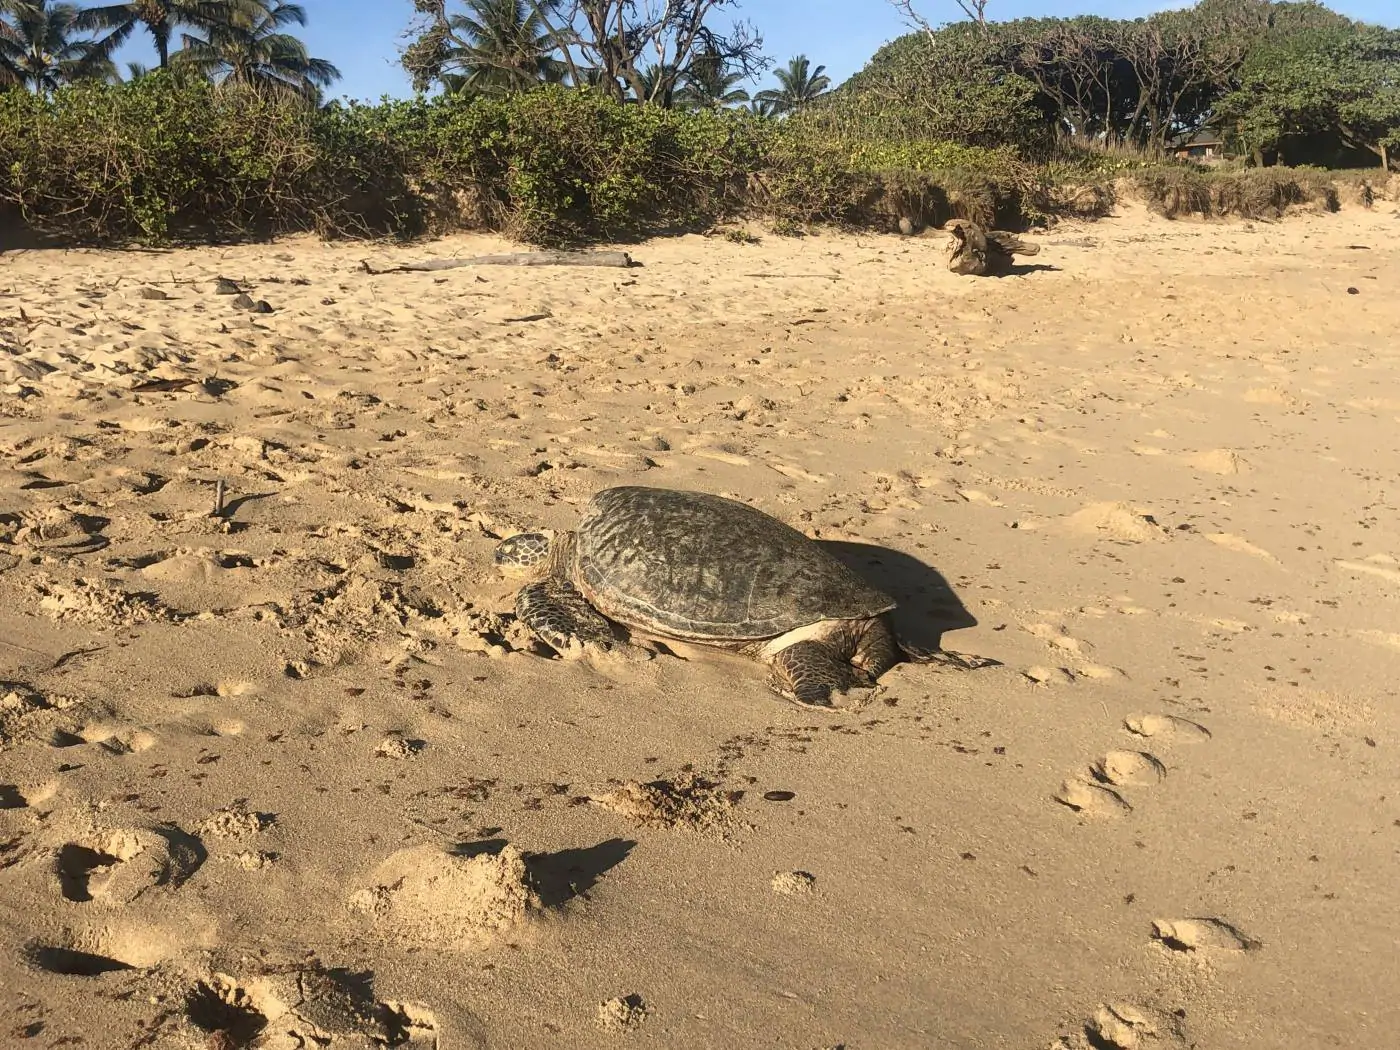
[886,0,987,35]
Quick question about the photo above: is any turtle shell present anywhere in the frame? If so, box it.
[573,486,896,641]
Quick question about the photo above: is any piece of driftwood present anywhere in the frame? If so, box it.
[360,250,635,275]
[742,272,842,281]
[946,219,1041,277]
[131,377,197,393]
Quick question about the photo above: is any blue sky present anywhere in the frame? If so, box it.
[112,0,1399,103]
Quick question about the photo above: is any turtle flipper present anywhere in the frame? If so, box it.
[850,617,901,678]
[899,640,1001,671]
[515,578,624,657]
[768,640,872,709]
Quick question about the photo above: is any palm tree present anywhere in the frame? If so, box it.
[676,48,749,111]
[174,0,339,99]
[433,0,563,96]
[754,55,830,116]
[77,0,240,70]
[0,0,114,91]
[633,61,681,106]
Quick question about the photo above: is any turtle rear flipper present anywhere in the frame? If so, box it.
[768,640,871,708]
[515,578,651,661]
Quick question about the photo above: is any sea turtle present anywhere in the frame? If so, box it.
[494,486,996,708]
[946,219,1041,276]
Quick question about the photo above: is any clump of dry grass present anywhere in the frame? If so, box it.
[1040,180,1116,219]
[1134,167,1212,218]
[1133,165,1341,220]
[1330,170,1379,208]
[1211,167,1339,217]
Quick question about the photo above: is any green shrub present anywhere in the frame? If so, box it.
[0,76,1354,248]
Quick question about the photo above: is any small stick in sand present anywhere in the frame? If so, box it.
[359,250,636,275]
[212,479,226,518]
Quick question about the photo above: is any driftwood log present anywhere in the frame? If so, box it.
[946,220,1041,277]
[360,250,635,275]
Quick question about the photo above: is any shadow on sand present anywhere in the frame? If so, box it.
[450,837,636,908]
[816,540,978,655]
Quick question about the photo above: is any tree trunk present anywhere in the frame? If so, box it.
[1381,142,1389,172]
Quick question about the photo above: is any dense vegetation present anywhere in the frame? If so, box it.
[830,0,1398,168]
[0,0,1394,247]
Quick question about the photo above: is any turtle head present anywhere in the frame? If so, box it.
[494,531,557,576]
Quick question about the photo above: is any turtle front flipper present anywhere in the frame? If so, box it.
[899,641,1001,671]
[515,579,650,661]
[768,640,872,709]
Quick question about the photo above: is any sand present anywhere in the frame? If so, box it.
[0,200,1397,1049]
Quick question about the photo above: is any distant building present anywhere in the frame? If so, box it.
[1170,129,1230,162]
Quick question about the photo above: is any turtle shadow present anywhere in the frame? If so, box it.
[816,541,976,653]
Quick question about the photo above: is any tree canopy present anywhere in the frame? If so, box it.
[0,0,337,97]
[851,0,1398,166]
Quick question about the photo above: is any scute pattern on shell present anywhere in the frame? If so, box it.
[573,487,896,640]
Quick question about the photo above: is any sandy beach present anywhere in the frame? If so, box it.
[1,199,1398,1049]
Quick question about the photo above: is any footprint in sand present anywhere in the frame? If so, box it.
[51,824,205,905]
[22,918,194,977]
[1053,1001,1188,1049]
[69,722,159,755]
[349,838,633,948]
[771,870,817,895]
[23,939,137,978]
[1151,917,1260,954]
[0,780,56,810]
[185,961,439,1047]
[597,994,648,1032]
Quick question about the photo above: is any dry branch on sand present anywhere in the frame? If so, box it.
[359,251,636,275]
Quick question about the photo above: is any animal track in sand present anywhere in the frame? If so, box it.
[1021,626,1123,682]
[1151,917,1260,954]
[1059,711,1210,817]
[1123,714,1212,744]
[1024,623,1092,657]
[1205,532,1280,563]
[1023,666,1077,686]
[1054,776,1132,817]
[1090,750,1167,788]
